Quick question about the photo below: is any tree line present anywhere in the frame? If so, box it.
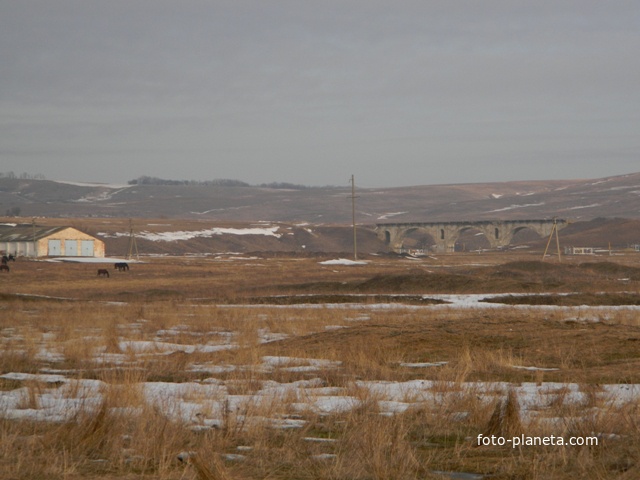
[0,172,321,190]
[0,171,46,180]
[128,176,315,190]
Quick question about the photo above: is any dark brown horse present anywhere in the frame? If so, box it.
[0,265,9,272]
[97,269,110,277]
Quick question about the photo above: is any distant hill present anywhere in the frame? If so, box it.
[2,172,640,224]
[2,171,640,254]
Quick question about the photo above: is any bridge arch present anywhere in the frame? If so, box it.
[453,226,492,252]
[398,227,438,253]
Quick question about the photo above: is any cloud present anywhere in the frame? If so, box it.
[1,1,639,186]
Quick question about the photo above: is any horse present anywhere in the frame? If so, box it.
[114,262,130,271]
[1,255,7,265]
[0,265,9,272]
[97,269,110,277]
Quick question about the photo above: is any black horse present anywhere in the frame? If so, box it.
[114,262,130,271]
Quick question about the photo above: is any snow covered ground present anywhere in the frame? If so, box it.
[2,363,638,428]
[45,256,142,264]
[319,258,368,266]
[98,226,283,241]
[2,297,639,430]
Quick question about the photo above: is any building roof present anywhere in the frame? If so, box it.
[0,224,71,242]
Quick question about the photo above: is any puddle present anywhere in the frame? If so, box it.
[431,471,486,480]
[246,294,446,306]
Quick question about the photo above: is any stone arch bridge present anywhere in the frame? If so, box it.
[376,219,567,253]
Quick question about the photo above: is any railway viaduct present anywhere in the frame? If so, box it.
[376,219,567,253]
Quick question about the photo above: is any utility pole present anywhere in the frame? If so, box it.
[127,218,139,260]
[350,175,358,261]
[542,217,562,262]
[32,218,36,257]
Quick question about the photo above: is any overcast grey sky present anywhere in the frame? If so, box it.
[1,1,639,187]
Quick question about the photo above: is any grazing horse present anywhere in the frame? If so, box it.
[0,265,9,272]
[97,268,110,277]
[114,262,130,271]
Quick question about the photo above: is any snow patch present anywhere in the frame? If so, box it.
[319,259,368,266]
[53,180,133,189]
[100,226,282,241]
[567,204,600,210]
[488,203,544,213]
[45,257,141,264]
[378,212,408,220]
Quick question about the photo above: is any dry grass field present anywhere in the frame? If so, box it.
[2,247,640,479]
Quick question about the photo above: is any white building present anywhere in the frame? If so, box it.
[0,224,105,258]
[564,246,595,255]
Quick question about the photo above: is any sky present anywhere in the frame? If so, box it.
[1,1,639,188]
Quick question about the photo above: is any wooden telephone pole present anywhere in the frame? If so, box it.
[541,217,562,262]
[32,218,37,258]
[127,219,139,260]
[349,175,358,261]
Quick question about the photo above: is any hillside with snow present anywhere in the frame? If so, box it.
[2,172,640,223]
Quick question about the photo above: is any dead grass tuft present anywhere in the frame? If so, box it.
[188,453,234,480]
[484,389,523,438]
